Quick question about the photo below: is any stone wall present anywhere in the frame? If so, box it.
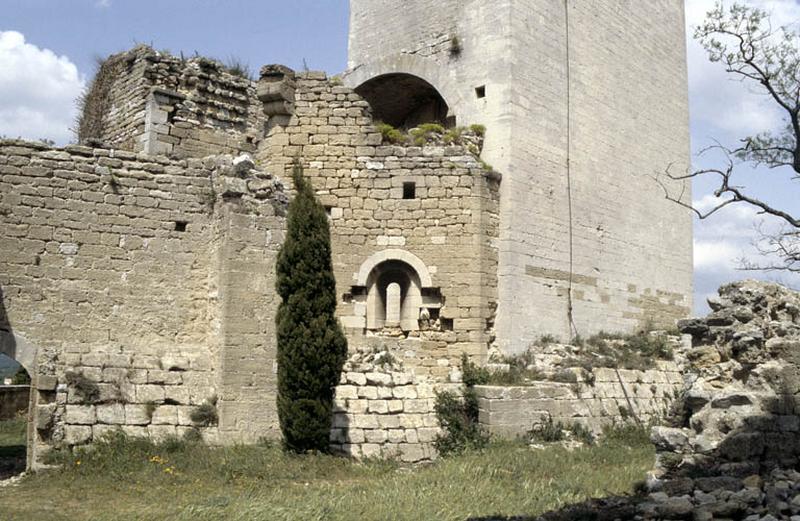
[80,46,263,158]
[0,139,286,465]
[331,348,460,462]
[476,363,684,438]
[0,386,29,421]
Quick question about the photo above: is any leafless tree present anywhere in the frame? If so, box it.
[657,1,799,272]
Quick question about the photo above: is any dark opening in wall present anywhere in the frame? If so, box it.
[355,73,450,129]
[174,221,188,232]
[324,205,332,216]
[402,182,416,200]
[475,86,486,99]
[440,318,454,331]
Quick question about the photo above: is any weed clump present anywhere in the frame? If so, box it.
[64,372,101,404]
[433,354,489,456]
[528,416,565,443]
[377,123,406,144]
[410,123,445,146]
[190,397,218,427]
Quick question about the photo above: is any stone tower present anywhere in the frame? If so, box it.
[345,0,693,353]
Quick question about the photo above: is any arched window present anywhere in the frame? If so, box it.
[365,260,424,331]
[354,73,450,129]
[348,250,443,334]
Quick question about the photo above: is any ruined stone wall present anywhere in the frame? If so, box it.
[346,0,693,351]
[0,139,285,464]
[476,363,684,439]
[259,74,500,376]
[80,46,263,158]
[331,348,461,462]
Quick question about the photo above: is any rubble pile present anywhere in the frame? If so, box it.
[536,281,800,520]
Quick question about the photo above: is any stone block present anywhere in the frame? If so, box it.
[365,372,392,386]
[336,385,358,400]
[121,426,148,438]
[357,387,378,399]
[346,428,366,444]
[66,405,96,425]
[64,425,92,445]
[125,404,151,426]
[378,415,401,429]
[387,400,404,413]
[404,399,430,414]
[365,430,388,443]
[152,405,178,425]
[368,400,389,414]
[351,414,379,429]
[393,386,417,399]
[148,425,177,441]
[136,385,165,403]
[417,427,439,443]
[92,424,120,440]
[361,443,381,458]
[96,403,125,425]
[399,444,426,462]
[346,372,367,386]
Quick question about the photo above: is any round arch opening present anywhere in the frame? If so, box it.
[354,73,450,129]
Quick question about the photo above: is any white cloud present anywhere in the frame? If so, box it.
[0,31,85,144]
[686,2,800,314]
[686,0,800,137]
[95,0,111,7]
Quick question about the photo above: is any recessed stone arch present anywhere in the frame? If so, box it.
[350,250,441,333]
[356,249,433,288]
[344,53,468,128]
[354,73,449,129]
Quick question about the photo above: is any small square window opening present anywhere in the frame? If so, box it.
[402,182,416,200]
[174,221,188,232]
[475,85,486,99]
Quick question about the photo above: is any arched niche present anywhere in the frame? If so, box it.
[351,250,442,334]
[354,73,449,129]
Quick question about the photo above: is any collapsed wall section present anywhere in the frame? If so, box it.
[0,139,285,466]
[78,46,264,158]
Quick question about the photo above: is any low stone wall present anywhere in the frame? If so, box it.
[330,348,459,462]
[476,363,684,438]
[0,386,29,420]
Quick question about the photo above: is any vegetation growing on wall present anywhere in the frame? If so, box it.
[433,354,490,456]
[275,162,347,453]
[75,54,130,144]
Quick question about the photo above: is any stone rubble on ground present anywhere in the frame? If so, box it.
[533,281,800,520]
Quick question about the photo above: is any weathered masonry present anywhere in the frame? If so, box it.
[347,0,693,351]
[0,1,692,466]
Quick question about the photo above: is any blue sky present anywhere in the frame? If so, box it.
[1,0,798,316]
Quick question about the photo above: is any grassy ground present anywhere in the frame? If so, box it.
[0,427,653,521]
[0,417,26,480]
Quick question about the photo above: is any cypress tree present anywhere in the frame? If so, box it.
[275,162,347,453]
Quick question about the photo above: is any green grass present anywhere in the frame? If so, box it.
[0,432,654,520]
[0,417,26,449]
[0,417,27,480]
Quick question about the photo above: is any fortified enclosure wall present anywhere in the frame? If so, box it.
[0,47,501,465]
[0,139,286,466]
[347,0,693,351]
